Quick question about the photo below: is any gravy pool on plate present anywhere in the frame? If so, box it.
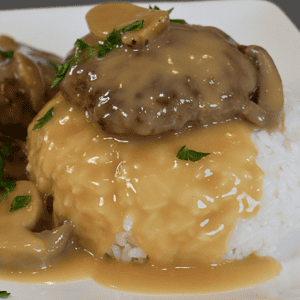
[0,2,284,295]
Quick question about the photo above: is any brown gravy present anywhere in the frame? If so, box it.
[0,248,281,295]
[0,2,285,295]
[10,93,281,294]
[27,93,266,264]
[62,2,283,137]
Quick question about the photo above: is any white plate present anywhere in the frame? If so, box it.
[1,1,300,299]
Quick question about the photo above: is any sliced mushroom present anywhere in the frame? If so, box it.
[0,35,62,140]
[0,35,18,64]
[13,50,46,112]
[0,181,73,270]
[0,35,18,50]
[121,9,169,47]
[86,2,170,47]
[242,45,284,127]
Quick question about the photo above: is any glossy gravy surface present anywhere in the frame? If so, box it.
[0,248,281,295]
[28,93,264,263]
[62,22,257,136]
[0,2,284,293]
[9,92,280,293]
[62,2,283,137]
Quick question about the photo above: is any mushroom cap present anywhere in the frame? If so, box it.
[0,181,73,270]
[0,35,62,140]
[86,2,170,46]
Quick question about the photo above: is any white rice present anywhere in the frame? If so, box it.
[107,228,148,263]
[108,88,300,264]
[107,214,147,263]
[226,88,300,260]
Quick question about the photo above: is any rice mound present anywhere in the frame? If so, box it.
[108,88,300,263]
[226,88,300,260]
[28,88,300,265]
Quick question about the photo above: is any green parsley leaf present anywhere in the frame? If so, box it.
[97,28,122,58]
[170,19,186,24]
[0,179,17,191]
[0,145,27,207]
[121,20,144,33]
[167,8,174,14]
[0,180,17,203]
[0,143,12,156]
[50,39,93,89]
[74,39,90,56]
[50,60,73,89]
[32,107,54,130]
[0,142,17,203]
[0,50,14,59]
[10,195,31,212]
[51,20,144,89]
[0,157,4,181]
[74,39,98,62]
[148,5,185,24]
[149,5,174,13]
[0,291,10,298]
[97,20,144,58]
[176,145,210,162]
[0,179,17,189]
[149,5,160,11]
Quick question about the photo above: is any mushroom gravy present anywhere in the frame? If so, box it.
[6,91,279,293]
[62,2,283,136]
[0,2,285,295]
[0,249,280,295]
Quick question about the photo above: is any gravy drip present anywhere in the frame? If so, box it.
[0,248,281,295]
[0,94,281,294]
[0,3,284,294]
[21,92,281,293]
[28,93,266,263]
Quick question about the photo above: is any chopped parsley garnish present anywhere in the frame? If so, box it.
[168,19,186,24]
[50,20,144,88]
[0,141,32,211]
[119,20,145,35]
[0,144,31,211]
[50,39,91,89]
[0,143,12,157]
[32,107,54,130]
[0,143,13,189]
[149,5,174,14]
[0,50,14,59]
[0,179,17,204]
[0,291,10,298]
[0,143,17,204]
[176,145,210,162]
[10,195,31,212]
[0,157,3,180]
[149,5,185,24]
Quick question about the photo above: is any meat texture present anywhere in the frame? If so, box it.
[61,12,283,136]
